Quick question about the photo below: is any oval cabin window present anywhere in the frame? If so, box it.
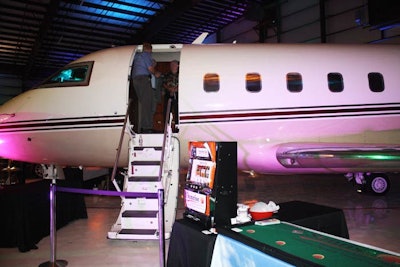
[246,73,261,92]
[287,72,303,92]
[368,72,384,92]
[327,72,344,92]
[204,73,220,92]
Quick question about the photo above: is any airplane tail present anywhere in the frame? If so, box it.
[192,32,209,44]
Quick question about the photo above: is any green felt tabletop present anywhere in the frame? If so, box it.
[234,222,400,267]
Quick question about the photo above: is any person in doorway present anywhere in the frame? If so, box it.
[131,42,156,133]
[151,59,162,116]
[162,60,179,130]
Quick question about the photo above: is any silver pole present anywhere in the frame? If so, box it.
[158,189,165,267]
[50,179,56,263]
[39,176,68,267]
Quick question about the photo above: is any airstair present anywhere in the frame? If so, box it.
[107,101,180,240]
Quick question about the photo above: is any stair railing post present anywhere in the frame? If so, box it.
[157,98,172,267]
[158,188,165,267]
[111,99,132,184]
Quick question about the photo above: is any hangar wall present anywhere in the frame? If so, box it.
[207,0,400,45]
[0,73,23,105]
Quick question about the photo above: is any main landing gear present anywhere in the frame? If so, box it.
[346,172,391,195]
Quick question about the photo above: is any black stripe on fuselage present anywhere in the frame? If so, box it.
[180,103,400,124]
[0,115,125,133]
[1,103,399,132]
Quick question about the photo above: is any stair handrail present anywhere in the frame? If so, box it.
[158,98,173,184]
[157,98,173,267]
[110,99,132,185]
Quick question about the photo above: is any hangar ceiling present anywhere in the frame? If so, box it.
[0,0,267,90]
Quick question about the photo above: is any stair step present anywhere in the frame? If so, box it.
[108,133,178,240]
[132,161,161,165]
[121,216,158,229]
[119,229,157,235]
[124,194,158,199]
[130,165,160,177]
[128,176,159,182]
[122,210,158,217]
[132,148,162,162]
[133,147,162,151]
[123,198,159,209]
[126,181,160,193]
[134,134,164,147]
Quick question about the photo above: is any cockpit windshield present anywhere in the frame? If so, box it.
[36,61,94,88]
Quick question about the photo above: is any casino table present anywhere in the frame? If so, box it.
[212,222,400,267]
[167,201,349,267]
[277,200,348,239]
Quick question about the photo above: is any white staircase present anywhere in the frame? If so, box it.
[107,132,180,240]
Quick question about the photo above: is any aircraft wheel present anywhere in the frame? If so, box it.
[366,173,390,195]
[33,164,44,178]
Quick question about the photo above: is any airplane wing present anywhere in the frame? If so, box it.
[276,143,400,170]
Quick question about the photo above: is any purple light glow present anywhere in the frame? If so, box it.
[0,135,26,161]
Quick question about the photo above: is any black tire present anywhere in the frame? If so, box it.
[33,164,44,178]
[366,173,390,195]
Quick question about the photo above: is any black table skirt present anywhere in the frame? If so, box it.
[167,219,217,267]
[167,200,348,267]
[0,179,87,252]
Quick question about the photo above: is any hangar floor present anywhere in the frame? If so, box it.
[0,172,399,266]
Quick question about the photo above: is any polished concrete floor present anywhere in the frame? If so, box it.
[0,172,399,266]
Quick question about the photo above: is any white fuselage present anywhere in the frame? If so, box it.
[0,43,399,174]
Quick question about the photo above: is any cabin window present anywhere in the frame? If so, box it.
[204,73,220,92]
[327,72,343,92]
[286,72,303,92]
[36,61,94,88]
[368,72,384,92]
[246,72,261,92]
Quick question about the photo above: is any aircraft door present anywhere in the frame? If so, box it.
[128,47,140,132]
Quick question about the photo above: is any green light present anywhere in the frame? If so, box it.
[352,153,400,161]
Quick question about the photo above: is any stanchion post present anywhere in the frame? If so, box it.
[39,168,68,267]
[158,188,165,267]
[50,180,56,263]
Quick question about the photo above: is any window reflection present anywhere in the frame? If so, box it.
[246,72,261,92]
[287,72,302,92]
[204,73,220,92]
[327,72,344,92]
[37,61,93,88]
